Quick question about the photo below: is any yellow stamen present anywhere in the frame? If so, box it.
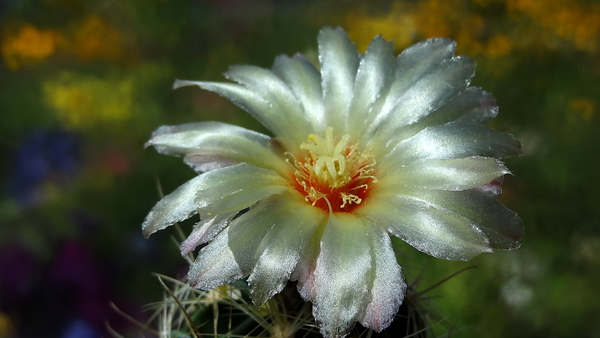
[289,127,377,213]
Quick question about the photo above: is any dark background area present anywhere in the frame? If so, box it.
[1,0,599,337]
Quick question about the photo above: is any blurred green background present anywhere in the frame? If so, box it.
[1,0,599,337]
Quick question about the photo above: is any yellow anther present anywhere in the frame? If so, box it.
[291,127,377,212]
[300,127,353,187]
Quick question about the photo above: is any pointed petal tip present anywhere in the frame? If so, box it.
[144,124,170,149]
[318,26,354,51]
[173,79,184,89]
[515,140,525,156]
[173,79,196,90]
[504,215,525,246]
[187,277,201,289]
[501,241,522,252]
[248,284,274,307]
[359,228,407,333]
[403,37,457,57]
[141,214,174,239]
[141,225,153,239]
[142,210,180,239]
[319,25,342,35]
[141,215,159,239]
[426,37,457,51]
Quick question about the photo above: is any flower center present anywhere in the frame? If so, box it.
[288,127,377,213]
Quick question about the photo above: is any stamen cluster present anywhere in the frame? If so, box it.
[289,127,377,213]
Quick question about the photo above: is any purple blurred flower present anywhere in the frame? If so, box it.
[8,129,80,207]
[61,318,100,338]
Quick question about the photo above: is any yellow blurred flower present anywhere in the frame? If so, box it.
[561,98,596,143]
[1,24,60,70]
[1,15,130,70]
[505,0,600,52]
[345,2,415,52]
[410,0,455,39]
[43,72,133,129]
[343,0,600,65]
[567,98,595,122]
[72,15,124,61]
[344,0,491,57]
[486,34,514,57]
[0,312,13,338]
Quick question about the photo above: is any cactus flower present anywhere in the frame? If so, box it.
[142,27,523,338]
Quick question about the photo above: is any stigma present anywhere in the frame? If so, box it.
[288,127,377,213]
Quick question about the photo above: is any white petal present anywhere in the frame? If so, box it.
[143,163,286,238]
[430,87,498,125]
[411,188,524,250]
[362,187,524,256]
[359,224,406,332]
[224,65,312,144]
[370,56,476,146]
[272,54,324,132]
[142,175,206,238]
[380,156,510,191]
[380,121,522,172]
[290,219,324,301]
[318,27,360,132]
[374,87,499,147]
[188,224,243,289]
[173,80,305,151]
[180,212,236,256]
[312,213,372,338]
[348,35,395,137]
[189,194,287,289]
[366,38,456,139]
[358,192,493,260]
[194,163,288,215]
[182,154,238,172]
[248,193,325,305]
[146,121,287,174]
